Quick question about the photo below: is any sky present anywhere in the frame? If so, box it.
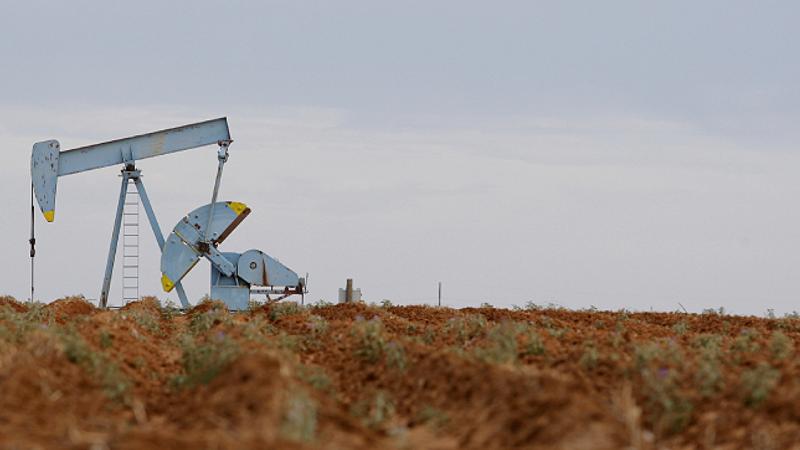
[1,1,799,315]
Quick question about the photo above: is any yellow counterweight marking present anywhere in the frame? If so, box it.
[227,201,248,216]
[43,210,55,222]
[161,273,175,292]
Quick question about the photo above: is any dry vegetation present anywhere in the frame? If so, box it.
[2,295,800,449]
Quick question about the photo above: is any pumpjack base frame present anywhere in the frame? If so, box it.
[100,165,190,308]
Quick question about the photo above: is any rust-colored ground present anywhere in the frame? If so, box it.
[1,297,799,449]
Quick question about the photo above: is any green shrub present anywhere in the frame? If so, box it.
[60,330,129,400]
[446,314,488,344]
[172,334,239,388]
[769,331,793,360]
[269,302,305,321]
[741,363,780,407]
[352,319,386,363]
[281,390,317,442]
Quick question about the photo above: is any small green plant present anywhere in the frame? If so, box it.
[538,316,566,338]
[188,306,232,335]
[702,306,726,316]
[352,319,386,363]
[242,315,278,342]
[172,334,239,388]
[524,301,541,311]
[99,330,113,349]
[380,299,393,308]
[741,363,780,407]
[123,308,162,336]
[579,342,599,370]
[731,329,760,362]
[769,331,793,360]
[415,405,449,429]
[307,314,329,337]
[269,302,305,321]
[641,366,693,436]
[296,365,333,392]
[474,322,524,364]
[521,329,546,356]
[672,320,689,336]
[385,341,407,371]
[634,342,662,370]
[480,302,494,309]
[422,326,437,345]
[310,299,333,308]
[352,391,395,429]
[281,390,318,442]
[445,314,487,344]
[60,330,129,400]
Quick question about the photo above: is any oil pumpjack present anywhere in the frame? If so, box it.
[30,118,305,310]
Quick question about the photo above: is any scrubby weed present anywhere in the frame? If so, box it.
[309,299,333,309]
[741,363,780,407]
[122,308,162,336]
[769,331,793,360]
[693,334,723,397]
[352,391,396,429]
[415,405,449,430]
[281,390,318,443]
[189,305,232,335]
[351,318,407,370]
[99,330,113,349]
[580,342,599,370]
[672,320,689,336]
[247,299,264,311]
[634,342,662,371]
[521,328,546,357]
[172,334,239,388]
[296,364,333,393]
[242,315,278,342]
[352,318,385,363]
[385,341,407,371]
[60,330,129,401]
[380,299,393,308]
[474,322,523,365]
[23,302,55,324]
[445,314,487,344]
[0,302,56,342]
[524,301,541,311]
[306,314,329,339]
[731,328,761,363]
[538,316,566,339]
[641,366,693,436]
[269,302,305,321]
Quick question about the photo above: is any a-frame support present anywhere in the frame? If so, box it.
[99,164,189,308]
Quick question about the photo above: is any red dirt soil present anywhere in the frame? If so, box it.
[2,297,800,448]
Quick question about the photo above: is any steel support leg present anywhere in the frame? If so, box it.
[133,177,190,309]
[99,172,130,308]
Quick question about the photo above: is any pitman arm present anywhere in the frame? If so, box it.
[30,117,230,222]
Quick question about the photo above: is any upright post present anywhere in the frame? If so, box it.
[438,281,442,307]
[133,176,190,309]
[346,278,353,303]
[99,169,131,308]
[204,141,231,243]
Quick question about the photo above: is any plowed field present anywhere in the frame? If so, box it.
[1,296,799,449]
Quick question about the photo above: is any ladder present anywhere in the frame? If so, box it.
[121,180,139,304]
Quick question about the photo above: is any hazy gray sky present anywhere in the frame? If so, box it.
[2,1,799,314]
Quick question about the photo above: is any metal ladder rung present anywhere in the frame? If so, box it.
[121,179,140,305]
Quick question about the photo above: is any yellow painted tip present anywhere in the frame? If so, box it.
[43,210,55,222]
[227,201,248,216]
[161,273,175,292]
